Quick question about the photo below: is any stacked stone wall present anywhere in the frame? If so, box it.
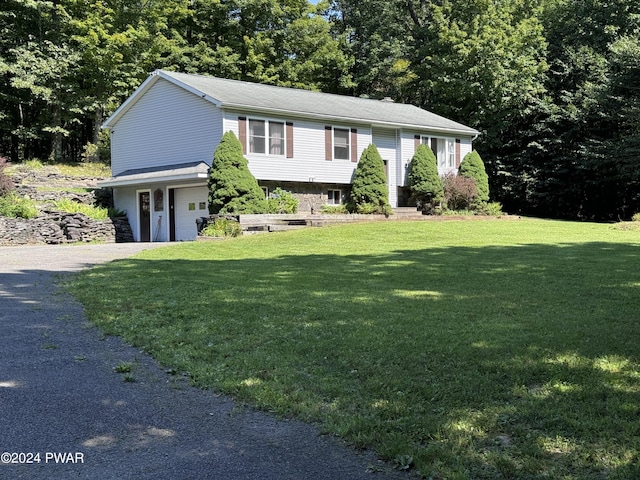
[0,211,134,245]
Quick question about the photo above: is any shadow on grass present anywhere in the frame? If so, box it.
[69,241,640,479]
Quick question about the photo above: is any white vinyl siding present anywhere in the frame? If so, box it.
[110,80,222,175]
[372,127,397,208]
[225,112,368,185]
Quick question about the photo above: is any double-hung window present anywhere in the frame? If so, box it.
[333,128,350,160]
[249,119,285,155]
[421,136,455,168]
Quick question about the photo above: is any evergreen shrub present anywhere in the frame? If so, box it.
[208,131,267,214]
[408,144,443,212]
[349,144,392,215]
[458,150,489,203]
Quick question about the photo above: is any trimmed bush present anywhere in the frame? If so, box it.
[208,131,267,214]
[408,144,444,212]
[632,212,640,222]
[442,172,478,211]
[349,144,391,215]
[266,188,299,214]
[458,150,489,203]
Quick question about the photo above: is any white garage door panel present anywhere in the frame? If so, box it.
[174,187,209,241]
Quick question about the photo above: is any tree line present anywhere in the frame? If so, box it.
[1,0,639,220]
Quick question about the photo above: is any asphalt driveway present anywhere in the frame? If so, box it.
[0,243,409,480]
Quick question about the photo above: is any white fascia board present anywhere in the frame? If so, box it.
[98,172,209,188]
[222,104,479,137]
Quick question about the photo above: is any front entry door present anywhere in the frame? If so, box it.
[139,191,151,242]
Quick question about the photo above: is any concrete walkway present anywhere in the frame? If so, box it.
[0,244,409,480]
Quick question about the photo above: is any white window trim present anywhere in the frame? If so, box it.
[327,189,342,205]
[333,127,351,161]
[246,117,286,157]
[420,135,456,169]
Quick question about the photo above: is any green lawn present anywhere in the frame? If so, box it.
[66,219,640,479]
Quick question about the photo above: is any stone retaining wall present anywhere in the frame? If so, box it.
[0,211,134,245]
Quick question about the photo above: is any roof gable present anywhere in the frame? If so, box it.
[104,70,479,136]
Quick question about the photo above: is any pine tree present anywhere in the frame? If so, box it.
[458,150,489,204]
[208,131,266,214]
[408,144,444,212]
[349,144,391,214]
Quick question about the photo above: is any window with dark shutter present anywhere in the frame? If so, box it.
[351,128,358,162]
[325,126,333,161]
[286,122,294,158]
[238,117,247,154]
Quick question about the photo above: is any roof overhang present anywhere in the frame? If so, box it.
[221,105,480,137]
[98,161,209,188]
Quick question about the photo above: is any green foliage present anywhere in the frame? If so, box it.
[266,188,299,214]
[407,144,443,212]
[52,198,109,220]
[442,172,477,211]
[201,218,242,238]
[208,131,267,214]
[632,213,640,222]
[476,201,504,216]
[320,204,348,214]
[349,144,391,214]
[0,193,39,219]
[459,150,489,203]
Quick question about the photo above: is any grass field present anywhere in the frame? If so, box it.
[66,219,640,479]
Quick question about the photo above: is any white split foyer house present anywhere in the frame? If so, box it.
[99,70,480,242]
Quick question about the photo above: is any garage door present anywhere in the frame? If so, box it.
[174,187,209,241]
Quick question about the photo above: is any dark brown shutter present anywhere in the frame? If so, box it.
[414,134,420,152]
[431,138,438,156]
[286,122,294,158]
[455,138,461,168]
[325,126,332,161]
[351,128,358,162]
[238,116,247,154]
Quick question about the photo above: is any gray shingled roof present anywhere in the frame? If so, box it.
[156,70,479,136]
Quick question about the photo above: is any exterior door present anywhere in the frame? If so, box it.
[138,191,151,242]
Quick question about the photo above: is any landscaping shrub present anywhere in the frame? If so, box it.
[632,212,640,222]
[442,172,478,211]
[0,192,39,219]
[458,150,489,203]
[208,131,267,214]
[320,204,348,214]
[201,217,242,237]
[349,144,392,215]
[0,156,13,196]
[407,144,443,212]
[53,198,109,220]
[476,201,504,216]
[266,187,299,214]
